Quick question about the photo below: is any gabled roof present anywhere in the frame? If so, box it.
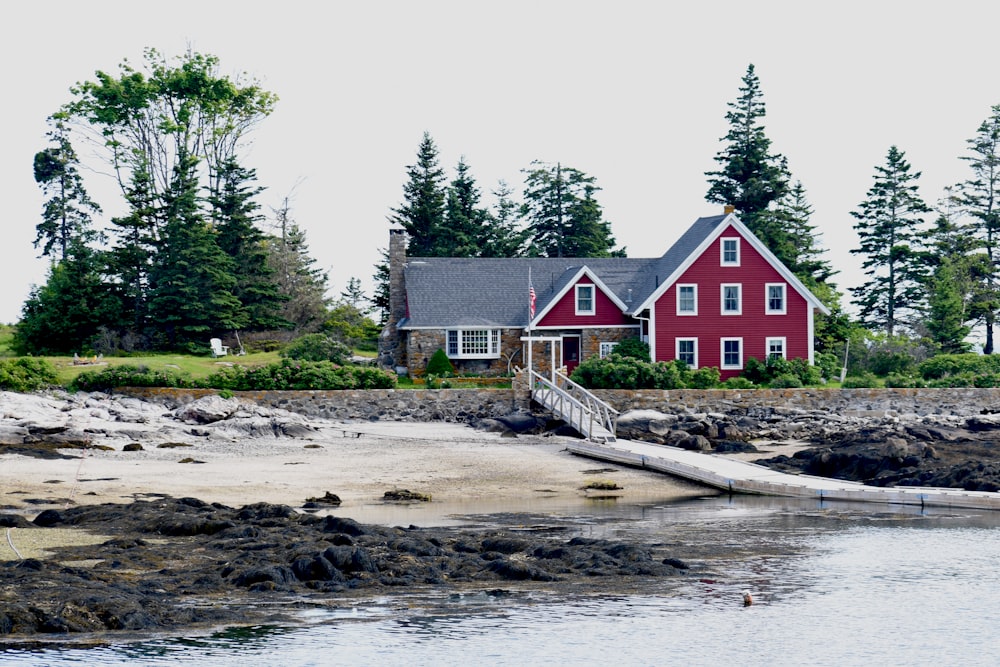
[631,213,830,315]
[400,256,657,329]
[398,213,829,329]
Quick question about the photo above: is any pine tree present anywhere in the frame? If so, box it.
[147,153,244,347]
[371,247,391,326]
[389,132,448,256]
[926,258,973,353]
[705,64,790,250]
[32,124,102,260]
[953,105,1000,353]
[522,162,622,257]
[105,167,159,336]
[849,146,932,336]
[210,159,290,331]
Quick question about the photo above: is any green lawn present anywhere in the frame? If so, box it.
[51,350,283,385]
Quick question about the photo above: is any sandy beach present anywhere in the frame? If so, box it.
[1,418,712,531]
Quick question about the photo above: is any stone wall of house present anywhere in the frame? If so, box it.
[119,386,1000,423]
[406,329,524,377]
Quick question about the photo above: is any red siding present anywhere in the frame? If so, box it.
[653,227,811,379]
[538,276,631,327]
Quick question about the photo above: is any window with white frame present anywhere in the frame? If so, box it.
[721,237,740,266]
[676,338,697,368]
[575,284,595,315]
[721,284,742,315]
[721,338,743,369]
[599,342,618,358]
[676,284,697,315]
[766,283,787,314]
[446,329,501,359]
[767,337,786,360]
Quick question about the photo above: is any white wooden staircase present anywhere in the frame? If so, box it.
[529,370,618,443]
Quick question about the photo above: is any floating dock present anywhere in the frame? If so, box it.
[567,439,1000,511]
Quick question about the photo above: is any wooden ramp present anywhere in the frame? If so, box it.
[531,370,618,443]
[566,438,1000,511]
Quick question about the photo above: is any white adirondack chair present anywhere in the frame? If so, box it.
[210,338,230,357]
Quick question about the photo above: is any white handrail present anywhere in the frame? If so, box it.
[529,370,616,442]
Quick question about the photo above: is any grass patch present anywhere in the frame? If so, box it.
[50,351,282,385]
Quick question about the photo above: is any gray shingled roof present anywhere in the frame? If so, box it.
[400,215,729,329]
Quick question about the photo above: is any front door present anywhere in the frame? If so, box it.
[562,335,581,374]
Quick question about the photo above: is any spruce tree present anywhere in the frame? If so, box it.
[443,157,490,257]
[389,132,447,256]
[953,105,1000,352]
[522,162,622,257]
[210,159,290,331]
[849,146,932,336]
[480,180,529,258]
[32,124,102,261]
[147,154,244,347]
[705,64,790,250]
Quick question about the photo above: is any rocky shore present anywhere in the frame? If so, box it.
[5,388,1000,641]
[617,406,1000,491]
[0,496,695,637]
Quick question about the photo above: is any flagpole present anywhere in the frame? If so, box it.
[527,267,533,381]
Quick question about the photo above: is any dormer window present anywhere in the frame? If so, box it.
[575,284,595,315]
[721,237,740,266]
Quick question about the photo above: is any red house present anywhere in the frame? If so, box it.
[379,212,829,381]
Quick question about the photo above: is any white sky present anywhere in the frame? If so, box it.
[3,1,998,325]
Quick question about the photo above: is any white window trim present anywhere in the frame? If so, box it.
[721,283,742,315]
[676,284,697,316]
[766,283,787,315]
[575,284,596,316]
[599,341,618,358]
[675,337,698,369]
[721,237,741,266]
[446,329,501,359]
[767,337,787,360]
[721,337,743,370]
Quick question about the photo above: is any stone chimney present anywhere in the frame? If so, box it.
[378,229,409,372]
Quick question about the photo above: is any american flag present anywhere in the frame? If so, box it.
[529,272,537,320]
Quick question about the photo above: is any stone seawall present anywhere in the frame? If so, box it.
[117,386,1000,422]
[117,387,523,422]
[590,387,1000,418]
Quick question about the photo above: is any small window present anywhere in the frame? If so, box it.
[721,237,740,266]
[721,338,743,369]
[676,338,697,368]
[677,284,697,315]
[721,284,742,315]
[767,337,786,360]
[766,283,786,314]
[446,329,501,359]
[599,342,618,359]
[576,284,595,315]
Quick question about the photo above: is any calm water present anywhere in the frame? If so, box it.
[4,496,1000,667]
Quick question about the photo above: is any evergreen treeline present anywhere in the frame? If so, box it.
[16,50,329,355]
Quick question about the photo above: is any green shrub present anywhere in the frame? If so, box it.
[613,338,650,361]
[841,373,880,388]
[918,354,1000,381]
[199,359,397,391]
[722,376,755,389]
[816,352,841,382]
[0,358,59,392]
[687,366,721,389]
[769,374,803,389]
[280,334,351,364]
[884,373,925,388]
[69,364,192,392]
[425,349,454,376]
